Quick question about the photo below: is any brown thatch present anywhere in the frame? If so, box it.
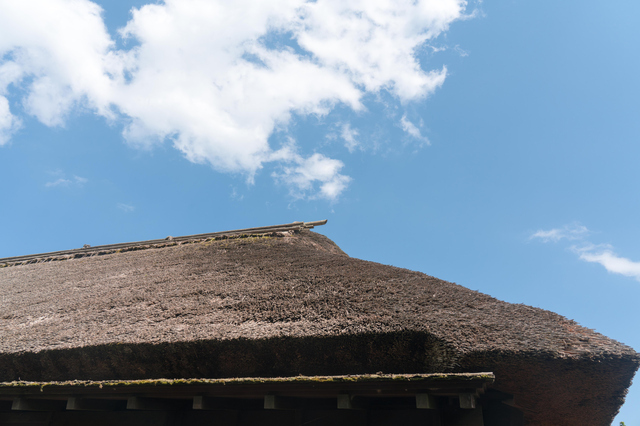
[0,227,637,425]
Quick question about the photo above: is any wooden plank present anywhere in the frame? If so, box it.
[12,397,66,411]
[0,373,495,400]
[459,394,476,409]
[337,394,354,410]
[264,395,296,410]
[193,396,244,410]
[337,394,367,410]
[126,397,189,411]
[66,397,126,411]
[416,394,438,409]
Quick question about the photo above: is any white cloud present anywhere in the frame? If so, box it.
[0,0,116,126]
[45,174,87,188]
[530,223,589,243]
[117,203,135,212]
[45,178,71,188]
[73,175,88,185]
[340,122,359,153]
[273,149,351,200]
[0,0,468,199]
[0,96,21,145]
[400,115,430,145]
[531,223,640,283]
[453,44,469,57]
[573,244,640,282]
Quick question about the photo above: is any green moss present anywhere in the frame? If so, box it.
[0,373,494,391]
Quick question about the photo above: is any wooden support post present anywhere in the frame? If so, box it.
[337,394,368,410]
[193,396,243,410]
[193,396,211,410]
[127,396,187,411]
[416,394,438,409]
[264,395,296,410]
[12,398,66,411]
[459,393,476,409]
[66,397,125,411]
[337,394,354,410]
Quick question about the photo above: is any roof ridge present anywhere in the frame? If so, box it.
[0,220,327,266]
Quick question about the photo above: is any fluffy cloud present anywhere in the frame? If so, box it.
[0,0,467,198]
[573,244,640,282]
[272,144,351,201]
[0,0,116,125]
[531,223,640,282]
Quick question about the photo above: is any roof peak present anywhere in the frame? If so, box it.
[0,220,327,266]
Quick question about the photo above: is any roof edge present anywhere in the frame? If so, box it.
[0,220,327,265]
[0,372,495,391]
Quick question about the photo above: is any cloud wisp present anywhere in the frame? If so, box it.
[45,174,88,188]
[117,203,135,213]
[531,223,640,282]
[529,223,589,243]
[400,115,430,145]
[0,0,468,200]
[340,122,360,153]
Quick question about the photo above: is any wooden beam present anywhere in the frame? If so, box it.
[126,396,188,411]
[264,395,296,410]
[459,393,476,409]
[337,394,354,410]
[416,393,438,409]
[66,397,125,411]
[12,397,66,411]
[193,396,244,410]
[337,394,367,410]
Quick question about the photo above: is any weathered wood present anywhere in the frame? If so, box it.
[0,373,495,400]
[126,397,188,411]
[192,396,245,410]
[337,394,354,410]
[337,394,367,410]
[12,397,66,411]
[264,395,296,410]
[416,394,438,409]
[459,394,476,409]
[66,397,125,411]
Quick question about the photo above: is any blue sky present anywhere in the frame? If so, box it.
[1,0,639,422]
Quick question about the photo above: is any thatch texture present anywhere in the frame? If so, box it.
[0,229,638,425]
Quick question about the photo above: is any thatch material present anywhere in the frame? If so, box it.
[0,229,637,425]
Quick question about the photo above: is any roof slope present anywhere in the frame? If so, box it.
[0,227,638,425]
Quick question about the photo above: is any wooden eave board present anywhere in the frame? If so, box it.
[0,373,494,400]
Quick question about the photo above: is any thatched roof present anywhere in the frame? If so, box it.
[0,223,638,425]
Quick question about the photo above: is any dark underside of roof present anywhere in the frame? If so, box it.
[0,228,638,426]
[0,374,502,426]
